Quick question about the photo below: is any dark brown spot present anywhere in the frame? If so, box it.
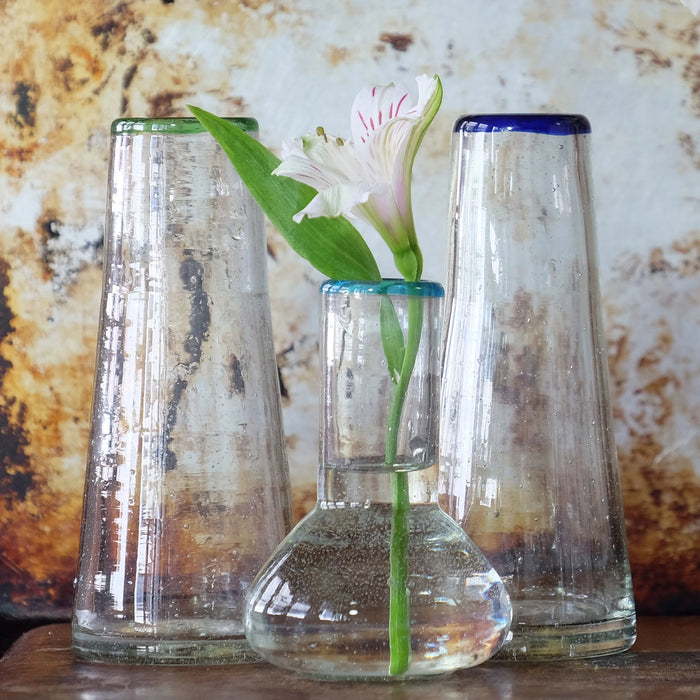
[10,82,39,131]
[672,20,700,46]
[91,2,134,52]
[649,247,670,273]
[379,32,413,52]
[678,131,700,168]
[53,56,73,75]
[614,46,672,75]
[148,91,187,118]
[0,258,33,505]
[277,366,288,400]
[229,354,245,395]
[122,64,138,90]
[41,219,61,241]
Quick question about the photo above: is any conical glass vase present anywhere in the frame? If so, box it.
[440,114,636,659]
[245,280,512,681]
[72,118,293,665]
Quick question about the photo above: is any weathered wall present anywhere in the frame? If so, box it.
[0,0,698,618]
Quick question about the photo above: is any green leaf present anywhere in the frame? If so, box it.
[188,106,382,282]
[380,296,405,384]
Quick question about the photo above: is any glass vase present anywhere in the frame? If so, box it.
[245,279,512,681]
[72,118,293,664]
[440,114,636,659]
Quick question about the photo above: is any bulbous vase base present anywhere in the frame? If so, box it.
[245,502,512,681]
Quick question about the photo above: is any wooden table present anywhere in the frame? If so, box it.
[1,617,698,698]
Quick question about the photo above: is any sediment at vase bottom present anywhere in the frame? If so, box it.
[71,621,262,665]
[494,612,637,660]
[245,619,505,681]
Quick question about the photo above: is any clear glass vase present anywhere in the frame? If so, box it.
[245,280,512,681]
[440,114,636,659]
[72,118,293,664]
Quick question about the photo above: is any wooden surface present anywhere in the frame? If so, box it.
[0,618,698,699]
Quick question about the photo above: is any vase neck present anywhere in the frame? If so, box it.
[317,280,443,504]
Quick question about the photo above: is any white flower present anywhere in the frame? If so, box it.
[681,0,700,15]
[273,74,442,280]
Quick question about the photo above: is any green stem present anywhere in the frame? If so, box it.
[386,294,423,675]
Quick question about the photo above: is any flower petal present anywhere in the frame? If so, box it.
[273,134,364,191]
[351,74,440,151]
[293,181,388,222]
[351,81,413,145]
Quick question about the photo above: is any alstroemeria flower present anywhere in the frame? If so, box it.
[273,74,442,281]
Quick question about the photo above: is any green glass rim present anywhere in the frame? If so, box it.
[111,117,259,135]
[321,279,444,298]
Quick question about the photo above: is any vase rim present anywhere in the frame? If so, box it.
[111,117,259,135]
[454,114,590,136]
[321,279,444,298]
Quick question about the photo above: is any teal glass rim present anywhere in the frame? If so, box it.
[111,117,259,135]
[321,279,444,298]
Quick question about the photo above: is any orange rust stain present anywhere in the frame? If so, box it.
[619,438,700,614]
[604,238,700,614]
[325,45,349,67]
[672,236,700,274]
[292,484,316,524]
[0,257,97,617]
[69,45,105,80]
[683,54,700,117]
[0,0,293,620]
[0,142,39,178]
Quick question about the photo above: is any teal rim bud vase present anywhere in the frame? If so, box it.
[244,280,512,681]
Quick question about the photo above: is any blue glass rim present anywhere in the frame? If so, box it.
[321,279,444,298]
[111,117,259,135]
[455,114,590,135]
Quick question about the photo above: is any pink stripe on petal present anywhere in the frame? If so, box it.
[396,94,408,114]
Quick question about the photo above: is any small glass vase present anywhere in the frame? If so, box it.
[72,118,293,664]
[244,279,512,681]
[440,114,636,659]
